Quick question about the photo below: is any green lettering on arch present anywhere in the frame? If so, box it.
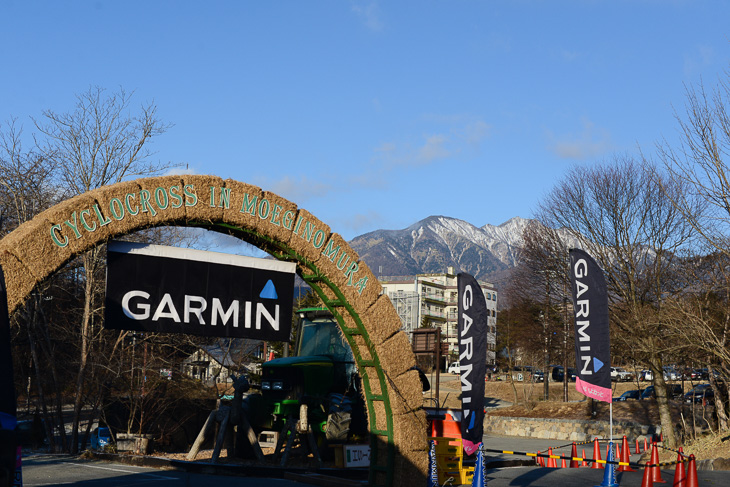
[354,276,368,294]
[241,193,258,215]
[322,239,341,261]
[258,199,270,220]
[139,190,157,216]
[219,187,231,209]
[301,221,315,242]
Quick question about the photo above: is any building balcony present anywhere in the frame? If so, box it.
[422,292,447,303]
[421,308,448,321]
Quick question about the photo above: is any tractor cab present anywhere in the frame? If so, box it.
[258,308,363,446]
[295,308,356,389]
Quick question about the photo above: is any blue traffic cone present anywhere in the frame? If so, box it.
[427,440,438,487]
[596,441,619,487]
[471,443,486,487]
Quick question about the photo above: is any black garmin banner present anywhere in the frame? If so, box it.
[105,241,295,341]
[569,248,612,403]
[457,272,487,455]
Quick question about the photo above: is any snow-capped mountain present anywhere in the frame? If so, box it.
[348,216,532,286]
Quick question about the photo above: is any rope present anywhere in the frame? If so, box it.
[654,442,689,458]
[480,447,688,468]
[547,438,598,450]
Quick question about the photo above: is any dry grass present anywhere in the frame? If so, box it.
[429,374,646,408]
[678,432,730,462]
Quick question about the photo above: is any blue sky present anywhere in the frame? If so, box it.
[2,1,729,243]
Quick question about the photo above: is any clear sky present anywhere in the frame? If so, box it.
[2,1,729,243]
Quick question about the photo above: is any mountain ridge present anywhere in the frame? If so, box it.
[348,216,531,288]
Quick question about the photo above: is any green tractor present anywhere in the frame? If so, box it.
[241,308,367,460]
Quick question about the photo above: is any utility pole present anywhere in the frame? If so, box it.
[563,296,569,403]
[542,311,549,401]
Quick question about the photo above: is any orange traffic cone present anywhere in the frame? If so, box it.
[642,460,655,487]
[645,437,649,451]
[536,450,542,466]
[592,438,603,469]
[570,442,580,468]
[636,437,642,454]
[672,448,686,487]
[619,435,636,472]
[561,456,567,468]
[650,443,666,484]
[685,455,698,487]
[546,447,557,468]
[581,448,588,467]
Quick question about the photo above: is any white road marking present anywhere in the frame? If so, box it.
[65,462,176,480]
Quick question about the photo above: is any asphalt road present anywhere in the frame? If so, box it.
[20,450,730,487]
[20,453,312,487]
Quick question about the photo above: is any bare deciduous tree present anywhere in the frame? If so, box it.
[661,252,730,434]
[536,155,697,448]
[509,221,571,401]
[32,87,173,453]
[655,73,730,436]
[656,77,730,256]
[0,118,69,449]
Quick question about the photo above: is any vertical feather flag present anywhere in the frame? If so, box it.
[457,273,488,454]
[569,249,612,402]
[427,440,438,487]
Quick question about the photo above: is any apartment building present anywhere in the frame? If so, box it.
[380,267,497,365]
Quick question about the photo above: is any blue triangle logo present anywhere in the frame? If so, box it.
[260,280,278,300]
[593,357,604,372]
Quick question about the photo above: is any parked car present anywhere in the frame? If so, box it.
[640,384,683,400]
[663,366,680,381]
[698,368,720,381]
[447,362,460,374]
[684,384,715,404]
[567,367,577,382]
[681,368,702,381]
[551,366,577,382]
[613,389,642,402]
[89,426,113,450]
[532,370,545,382]
[611,367,634,382]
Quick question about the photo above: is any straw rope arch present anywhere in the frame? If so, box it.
[0,175,427,486]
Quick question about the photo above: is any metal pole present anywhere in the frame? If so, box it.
[610,401,613,442]
[542,312,549,400]
[435,327,441,411]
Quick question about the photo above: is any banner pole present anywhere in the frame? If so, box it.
[610,401,613,442]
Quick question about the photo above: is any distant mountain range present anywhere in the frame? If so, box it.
[348,216,532,289]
